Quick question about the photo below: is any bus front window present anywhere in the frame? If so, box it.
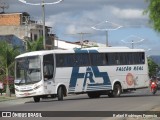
[15,56,41,85]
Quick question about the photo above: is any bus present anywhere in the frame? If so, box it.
[14,47,149,102]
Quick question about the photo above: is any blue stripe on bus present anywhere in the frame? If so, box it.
[69,67,85,88]
[87,85,112,88]
[69,49,112,92]
[87,87,112,90]
[87,86,112,90]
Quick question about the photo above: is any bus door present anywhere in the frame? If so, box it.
[43,54,55,94]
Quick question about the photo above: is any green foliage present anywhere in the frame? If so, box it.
[144,0,160,32]
[26,37,44,52]
[0,37,44,94]
[148,58,158,77]
[0,41,20,94]
[0,41,20,75]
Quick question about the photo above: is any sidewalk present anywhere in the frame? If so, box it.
[0,93,17,102]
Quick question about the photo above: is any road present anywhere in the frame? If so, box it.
[1,88,160,120]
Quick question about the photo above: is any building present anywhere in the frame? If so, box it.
[54,39,106,50]
[0,12,106,50]
[0,12,54,50]
[0,34,25,52]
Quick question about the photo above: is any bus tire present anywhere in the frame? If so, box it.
[33,96,40,102]
[87,92,100,98]
[57,86,63,101]
[108,84,121,97]
[113,84,121,97]
[108,92,114,97]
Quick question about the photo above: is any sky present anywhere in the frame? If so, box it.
[1,0,160,55]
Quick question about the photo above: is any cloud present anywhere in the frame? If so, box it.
[3,0,160,55]
[6,0,148,24]
[112,8,145,19]
[45,3,148,37]
[66,25,77,34]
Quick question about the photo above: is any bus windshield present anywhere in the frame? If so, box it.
[15,56,41,85]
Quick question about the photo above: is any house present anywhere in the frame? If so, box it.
[0,12,55,50]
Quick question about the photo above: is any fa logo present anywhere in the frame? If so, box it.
[69,66,111,91]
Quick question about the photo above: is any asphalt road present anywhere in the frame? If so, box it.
[1,88,160,120]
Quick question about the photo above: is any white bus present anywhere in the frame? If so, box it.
[14,47,149,102]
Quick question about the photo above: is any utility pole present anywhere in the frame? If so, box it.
[66,32,91,48]
[106,31,108,47]
[77,32,90,47]
[121,35,145,49]
[91,20,122,47]
[131,40,134,49]
[42,0,46,49]
[18,0,63,50]
[23,16,30,51]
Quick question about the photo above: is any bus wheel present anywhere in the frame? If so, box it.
[87,92,100,98]
[113,84,121,97]
[108,84,121,98]
[57,86,63,101]
[108,92,114,97]
[33,96,40,102]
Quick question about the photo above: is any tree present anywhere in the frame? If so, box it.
[26,37,44,52]
[0,41,20,96]
[144,0,160,32]
[148,58,158,78]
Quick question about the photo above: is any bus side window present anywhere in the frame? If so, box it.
[43,54,54,80]
[141,52,145,64]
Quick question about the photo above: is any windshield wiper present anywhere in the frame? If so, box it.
[28,68,40,74]
[18,78,24,85]
[27,74,33,82]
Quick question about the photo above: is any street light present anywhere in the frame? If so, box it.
[91,20,122,47]
[18,0,63,50]
[65,32,91,48]
[121,35,144,49]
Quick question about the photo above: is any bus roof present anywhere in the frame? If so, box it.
[15,47,145,58]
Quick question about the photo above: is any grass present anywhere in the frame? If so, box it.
[0,94,16,102]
